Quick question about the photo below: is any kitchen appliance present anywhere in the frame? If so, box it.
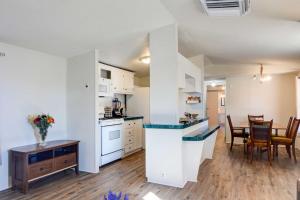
[112,98,122,118]
[104,107,112,118]
[99,118,124,166]
[98,64,113,97]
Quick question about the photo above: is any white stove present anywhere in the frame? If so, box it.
[99,118,124,166]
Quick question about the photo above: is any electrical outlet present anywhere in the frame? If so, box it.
[0,52,5,57]
[161,173,166,178]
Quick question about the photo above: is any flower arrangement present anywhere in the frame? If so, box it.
[105,191,129,200]
[28,114,55,144]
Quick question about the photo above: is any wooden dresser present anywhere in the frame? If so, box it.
[10,140,79,193]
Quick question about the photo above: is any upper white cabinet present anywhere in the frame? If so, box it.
[123,71,134,94]
[100,64,134,95]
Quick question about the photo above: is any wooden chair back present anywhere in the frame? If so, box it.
[285,117,294,137]
[250,120,273,144]
[248,115,264,123]
[227,115,234,134]
[288,118,300,142]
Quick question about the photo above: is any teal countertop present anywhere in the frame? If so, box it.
[124,116,144,121]
[143,117,209,129]
[182,125,220,141]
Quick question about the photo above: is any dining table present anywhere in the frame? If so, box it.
[236,122,286,136]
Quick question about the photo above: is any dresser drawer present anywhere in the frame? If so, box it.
[29,159,53,180]
[54,152,77,171]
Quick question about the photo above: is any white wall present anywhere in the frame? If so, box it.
[127,86,150,123]
[225,73,297,143]
[67,50,99,173]
[0,42,67,190]
[149,24,179,124]
[134,76,150,87]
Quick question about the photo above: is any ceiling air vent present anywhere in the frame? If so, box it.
[200,0,250,16]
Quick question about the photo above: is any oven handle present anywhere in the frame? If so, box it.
[100,123,123,127]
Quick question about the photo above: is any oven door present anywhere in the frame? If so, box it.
[101,124,123,156]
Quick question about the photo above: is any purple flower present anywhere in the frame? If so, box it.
[105,191,129,200]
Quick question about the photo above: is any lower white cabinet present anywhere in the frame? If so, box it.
[123,119,143,155]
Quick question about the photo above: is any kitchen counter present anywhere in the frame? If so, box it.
[145,117,218,188]
[123,116,144,121]
[143,117,208,129]
[182,125,220,141]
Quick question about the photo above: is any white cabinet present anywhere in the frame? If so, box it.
[134,119,143,149]
[111,67,134,94]
[123,71,134,94]
[111,68,123,93]
[123,119,143,155]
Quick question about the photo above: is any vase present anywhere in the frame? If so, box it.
[34,127,47,146]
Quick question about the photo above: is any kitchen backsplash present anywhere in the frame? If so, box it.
[97,94,125,114]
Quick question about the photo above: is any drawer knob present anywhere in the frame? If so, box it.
[64,160,68,164]
[40,167,44,171]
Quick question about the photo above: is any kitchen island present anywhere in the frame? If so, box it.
[144,118,219,188]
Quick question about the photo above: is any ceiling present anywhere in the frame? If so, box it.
[0,0,174,77]
[161,0,300,78]
[1,0,300,78]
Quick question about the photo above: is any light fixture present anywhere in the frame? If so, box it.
[260,75,272,82]
[253,64,272,83]
[211,82,216,87]
[139,56,150,64]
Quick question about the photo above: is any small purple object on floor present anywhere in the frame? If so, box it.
[105,191,129,200]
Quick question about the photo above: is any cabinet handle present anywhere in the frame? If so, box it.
[40,167,44,171]
[64,160,68,164]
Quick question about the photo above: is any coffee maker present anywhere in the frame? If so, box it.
[112,98,123,118]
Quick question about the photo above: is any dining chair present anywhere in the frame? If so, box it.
[272,118,300,163]
[248,115,264,122]
[273,116,293,157]
[227,115,249,152]
[247,120,273,165]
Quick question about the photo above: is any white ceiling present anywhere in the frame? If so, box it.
[1,0,300,78]
[161,0,300,78]
[0,0,174,77]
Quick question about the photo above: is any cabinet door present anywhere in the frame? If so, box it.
[111,68,123,93]
[123,72,134,94]
[133,119,143,149]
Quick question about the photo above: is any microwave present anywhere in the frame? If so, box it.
[98,64,113,97]
[98,78,112,97]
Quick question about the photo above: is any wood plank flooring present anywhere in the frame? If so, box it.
[1,131,300,200]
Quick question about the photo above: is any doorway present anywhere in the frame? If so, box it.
[205,81,226,127]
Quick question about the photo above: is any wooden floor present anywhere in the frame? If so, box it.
[1,131,300,200]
